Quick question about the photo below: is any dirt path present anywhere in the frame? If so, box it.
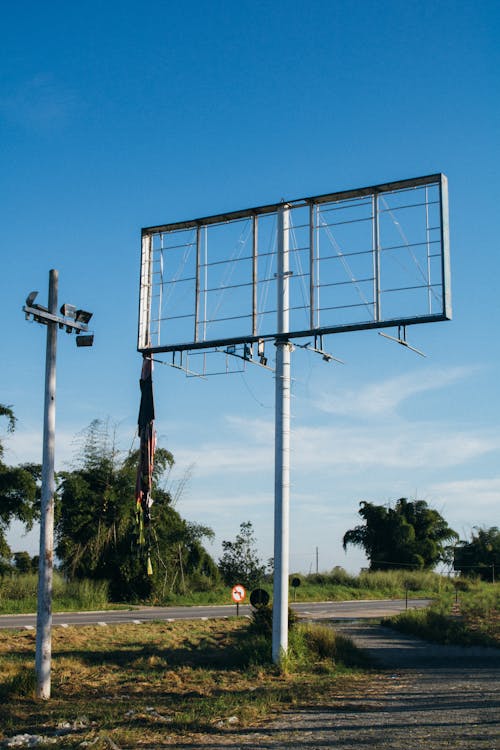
[177,624,500,750]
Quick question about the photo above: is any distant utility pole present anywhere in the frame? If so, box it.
[316,546,319,574]
[23,270,93,700]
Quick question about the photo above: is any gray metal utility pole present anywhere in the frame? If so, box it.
[23,270,94,700]
[272,205,291,664]
[35,269,58,699]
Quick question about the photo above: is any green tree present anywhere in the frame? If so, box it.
[343,498,458,570]
[0,405,16,434]
[56,420,218,601]
[454,527,500,582]
[13,551,37,573]
[218,521,266,588]
[0,405,39,566]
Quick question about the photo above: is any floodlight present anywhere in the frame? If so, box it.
[76,334,94,347]
[26,291,39,307]
[75,309,93,324]
[60,303,77,319]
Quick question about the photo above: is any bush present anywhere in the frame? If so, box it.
[249,605,297,637]
[288,623,368,670]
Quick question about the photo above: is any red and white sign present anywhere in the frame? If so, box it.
[231,584,246,603]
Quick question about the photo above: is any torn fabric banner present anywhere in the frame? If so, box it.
[136,356,156,575]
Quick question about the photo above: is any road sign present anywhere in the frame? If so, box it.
[250,588,270,608]
[231,584,246,603]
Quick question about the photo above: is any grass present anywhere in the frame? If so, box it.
[385,579,499,647]
[0,568,447,615]
[293,568,447,601]
[0,617,377,748]
[0,573,111,614]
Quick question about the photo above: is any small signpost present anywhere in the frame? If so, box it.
[250,588,270,609]
[291,576,301,602]
[231,584,246,616]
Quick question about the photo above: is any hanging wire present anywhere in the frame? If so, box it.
[288,212,311,330]
[205,218,253,328]
[317,210,374,316]
[258,213,277,330]
[239,370,273,408]
[379,194,440,304]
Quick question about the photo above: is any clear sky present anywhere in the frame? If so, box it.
[2,0,499,574]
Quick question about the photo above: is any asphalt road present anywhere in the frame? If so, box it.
[0,598,431,630]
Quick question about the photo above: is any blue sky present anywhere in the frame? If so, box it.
[2,0,499,574]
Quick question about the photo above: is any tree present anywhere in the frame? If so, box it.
[0,405,39,565]
[343,498,458,570]
[13,551,38,574]
[0,404,16,434]
[454,527,500,582]
[56,420,218,600]
[218,521,266,588]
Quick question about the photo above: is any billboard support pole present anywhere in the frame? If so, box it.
[272,204,291,665]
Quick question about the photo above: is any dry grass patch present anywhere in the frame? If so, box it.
[0,619,375,748]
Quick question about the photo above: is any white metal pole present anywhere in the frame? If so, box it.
[35,269,58,700]
[272,205,291,665]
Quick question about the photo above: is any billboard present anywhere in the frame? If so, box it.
[138,173,450,355]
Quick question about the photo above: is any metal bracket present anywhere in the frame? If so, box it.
[378,325,426,358]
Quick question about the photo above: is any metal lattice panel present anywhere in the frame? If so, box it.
[138,173,450,354]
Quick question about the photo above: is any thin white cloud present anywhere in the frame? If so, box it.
[315,365,479,418]
[0,73,77,131]
[3,428,77,468]
[170,414,499,489]
[293,422,498,471]
[428,478,500,524]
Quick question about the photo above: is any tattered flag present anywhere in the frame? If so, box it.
[136,356,156,574]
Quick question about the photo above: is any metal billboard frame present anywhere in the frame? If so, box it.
[137,172,451,665]
[138,173,450,356]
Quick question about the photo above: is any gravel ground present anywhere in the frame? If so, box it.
[175,623,500,750]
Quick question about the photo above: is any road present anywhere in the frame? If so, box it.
[0,598,431,630]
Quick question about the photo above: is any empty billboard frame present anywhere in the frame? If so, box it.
[138,173,451,354]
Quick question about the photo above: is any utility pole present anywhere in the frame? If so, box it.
[36,269,58,700]
[23,270,93,699]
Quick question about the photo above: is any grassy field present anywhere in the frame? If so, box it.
[0,617,377,749]
[0,568,450,615]
[386,579,500,647]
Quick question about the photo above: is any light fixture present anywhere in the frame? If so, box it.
[75,309,93,324]
[76,334,94,347]
[60,303,77,319]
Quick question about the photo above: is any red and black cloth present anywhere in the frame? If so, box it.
[136,357,155,573]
